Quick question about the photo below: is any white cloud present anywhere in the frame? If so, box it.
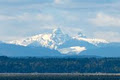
[54,0,69,4]
[37,14,53,21]
[90,13,120,27]
[94,31,120,42]
[0,13,54,22]
[54,0,62,4]
[0,15,15,20]
[60,11,79,21]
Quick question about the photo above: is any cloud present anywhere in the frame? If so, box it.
[54,0,69,4]
[0,0,120,42]
[90,13,120,27]
[54,0,62,4]
[0,13,55,41]
[94,31,120,42]
[0,25,57,41]
[0,15,15,21]
[0,13,54,22]
[52,0,118,11]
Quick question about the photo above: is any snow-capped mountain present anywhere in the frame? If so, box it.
[74,36,108,46]
[8,28,108,54]
[9,28,71,49]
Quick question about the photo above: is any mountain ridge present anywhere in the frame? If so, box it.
[8,28,108,54]
[0,28,119,57]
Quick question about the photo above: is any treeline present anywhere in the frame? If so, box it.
[0,56,120,73]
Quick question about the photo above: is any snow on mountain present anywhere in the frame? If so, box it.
[74,37,108,46]
[51,28,71,49]
[59,46,86,55]
[74,32,108,46]
[8,28,109,55]
[9,28,70,49]
[9,34,52,47]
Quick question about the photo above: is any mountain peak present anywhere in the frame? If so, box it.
[52,28,63,35]
[51,28,70,46]
[77,32,86,38]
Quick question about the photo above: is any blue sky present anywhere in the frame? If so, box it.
[0,0,120,42]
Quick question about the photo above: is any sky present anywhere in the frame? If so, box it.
[0,0,120,42]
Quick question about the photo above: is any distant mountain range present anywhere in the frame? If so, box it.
[0,28,120,57]
[0,42,61,57]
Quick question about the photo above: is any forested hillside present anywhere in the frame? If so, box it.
[0,56,120,73]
